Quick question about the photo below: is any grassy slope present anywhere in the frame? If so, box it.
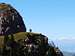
[0,32,40,48]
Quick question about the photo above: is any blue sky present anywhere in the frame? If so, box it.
[0,0,75,52]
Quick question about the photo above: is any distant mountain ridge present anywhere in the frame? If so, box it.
[63,51,75,56]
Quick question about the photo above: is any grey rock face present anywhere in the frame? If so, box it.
[0,3,26,35]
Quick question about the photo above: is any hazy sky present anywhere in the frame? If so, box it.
[0,0,75,52]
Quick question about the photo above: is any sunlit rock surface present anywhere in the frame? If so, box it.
[0,3,26,35]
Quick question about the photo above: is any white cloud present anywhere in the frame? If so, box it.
[49,36,75,41]
[48,36,75,52]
